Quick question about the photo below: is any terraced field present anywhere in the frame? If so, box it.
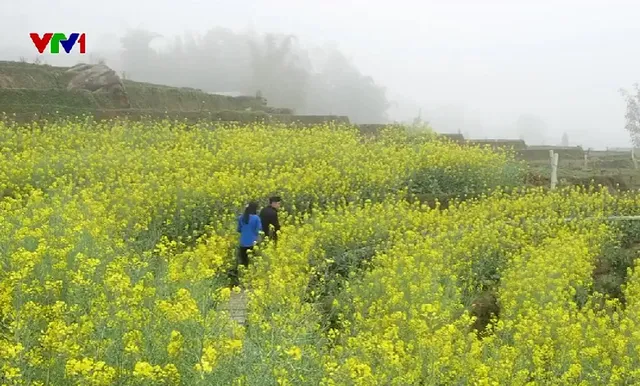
[0,61,346,124]
[3,119,640,385]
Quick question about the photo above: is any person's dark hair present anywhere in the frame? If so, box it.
[269,196,281,204]
[243,202,258,224]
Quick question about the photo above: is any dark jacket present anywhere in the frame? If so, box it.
[259,206,280,241]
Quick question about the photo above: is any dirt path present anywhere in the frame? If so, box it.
[220,289,248,326]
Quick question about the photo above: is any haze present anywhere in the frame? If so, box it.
[2,0,639,149]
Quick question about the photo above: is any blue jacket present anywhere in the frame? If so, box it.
[237,214,262,247]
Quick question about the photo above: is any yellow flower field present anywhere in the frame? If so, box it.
[1,118,640,385]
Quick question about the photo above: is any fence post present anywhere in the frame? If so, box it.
[550,150,559,190]
[584,150,589,170]
[633,148,638,169]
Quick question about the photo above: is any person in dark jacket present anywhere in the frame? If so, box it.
[259,196,281,242]
[237,201,262,267]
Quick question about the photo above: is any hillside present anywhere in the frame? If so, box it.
[0,60,348,124]
[2,60,639,191]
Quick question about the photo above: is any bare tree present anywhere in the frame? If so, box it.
[622,84,640,146]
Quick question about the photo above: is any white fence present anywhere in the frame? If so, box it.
[548,148,638,190]
[549,150,559,189]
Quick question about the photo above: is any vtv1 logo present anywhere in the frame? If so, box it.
[30,33,86,54]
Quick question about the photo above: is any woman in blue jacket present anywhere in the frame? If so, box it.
[237,201,262,268]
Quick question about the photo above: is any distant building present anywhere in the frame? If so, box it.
[606,147,640,152]
[527,145,583,150]
[207,91,247,97]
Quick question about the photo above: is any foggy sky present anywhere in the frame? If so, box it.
[2,0,639,149]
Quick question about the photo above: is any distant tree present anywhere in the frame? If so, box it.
[188,27,253,91]
[248,33,310,111]
[621,84,640,146]
[120,29,161,81]
[117,27,390,121]
[561,132,569,146]
[412,109,423,125]
[305,47,389,123]
[120,27,254,92]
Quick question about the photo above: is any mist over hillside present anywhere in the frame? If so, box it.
[2,0,640,149]
[3,29,390,124]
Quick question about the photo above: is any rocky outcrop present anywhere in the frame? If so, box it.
[66,63,130,108]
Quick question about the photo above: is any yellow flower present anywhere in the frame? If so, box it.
[3,118,639,384]
[123,330,142,355]
[195,345,219,374]
[285,346,302,361]
[65,358,116,386]
[133,361,155,379]
[224,339,243,353]
[167,330,183,357]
